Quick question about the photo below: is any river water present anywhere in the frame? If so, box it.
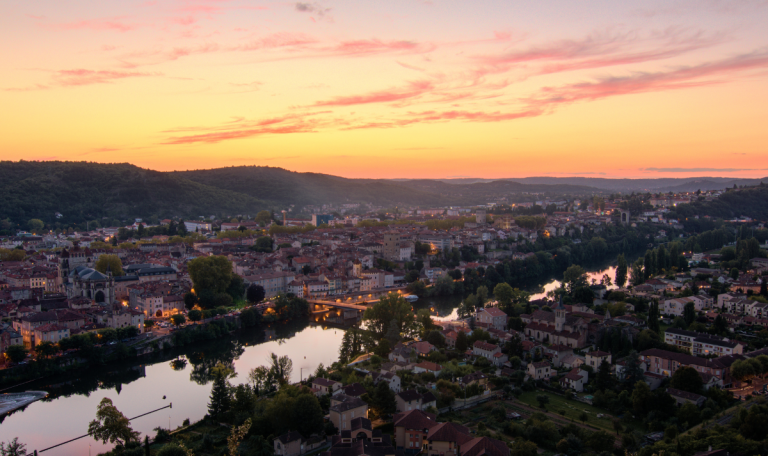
[1,261,620,454]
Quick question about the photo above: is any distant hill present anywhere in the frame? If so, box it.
[668,184,768,220]
[1,161,764,229]
[0,161,264,228]
[431,176,768,192]
[170,167,446,208]
[173,167,606,208]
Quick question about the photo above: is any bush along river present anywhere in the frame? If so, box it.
[1,260,623,455]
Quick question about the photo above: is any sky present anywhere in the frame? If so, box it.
[2,0,768,179]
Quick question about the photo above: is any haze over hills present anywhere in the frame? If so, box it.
[0,161,764,227]
[424,176,768,192]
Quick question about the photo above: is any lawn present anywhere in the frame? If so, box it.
[515,390,640,434]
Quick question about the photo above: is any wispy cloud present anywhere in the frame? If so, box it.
[160,112,337,145]
[312,81,434,107]
[295,2,332,21]
[642,167,768,173]
[5,68,157,91]
[44,17,139,32]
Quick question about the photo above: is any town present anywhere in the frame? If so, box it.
[1,185,768,456]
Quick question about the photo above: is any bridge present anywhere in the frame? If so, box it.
[307,287,409,312]
[307,300,368,311]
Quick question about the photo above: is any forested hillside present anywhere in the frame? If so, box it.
[171,166,447,207]
[668,185,768,221]
[0,161,264,228]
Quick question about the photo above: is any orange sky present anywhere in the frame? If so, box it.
[2,0,768,179]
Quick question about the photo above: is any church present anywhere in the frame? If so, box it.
[521,299,608,348]
[66,265,115,304]
[58,245,115,304]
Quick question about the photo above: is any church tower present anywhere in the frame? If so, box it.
[555,297,566,332]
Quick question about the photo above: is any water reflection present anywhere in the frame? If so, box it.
[1,318,348,456]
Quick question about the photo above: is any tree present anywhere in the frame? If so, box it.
[670,366,703,393]
[493,282,514,308]
[632,380,652,416]
[405,280,427,297]
[730,359,756,381]
[563,265,588,294]
[630,258,645,286]
[712,314,728,335]
[34,341,58,359]
[434,275,455,296]
[616,254,628,288]
[647,300,660,334]
[683,302,696,326]
[363,294,417,338]
[579,411,588,424]
[183,292,198,311]
[623,351,644,385]
[94,254,124,276]
[208,371,232,418]
[536,394,549,409]
[269,352,293,385]
[240,308,260,327]
[417,309,436,333]
[253,236,273,253]
[255,210,273,226]
[595,360,612,391]
[612,419,624,436]
[170,314,186,327]
[4,345,27,364]
[476,286,489,307]
[27,218,44,232]
[291,394,324,437]
[457,295,477,319]
[371,379,397,416]
[246,284,266,304]
[156,444,188,456]
[88,398,140,446]
[144,320,155,330]
[248,366,272,395]
[188,309,202,324]
[510,439,537,456]
[455,331,469,352]
[0,438,27,456]
[188,256,234,296]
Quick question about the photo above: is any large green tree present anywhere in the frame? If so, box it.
[188,255,235,300]
[670,366,703,393]
[362,293,417,338]
[615,254,628,288]
[88,398,140,446]
[563,265,587,294]
[208,371,232,419]
[95,254,124,276]
[4,345,27,364]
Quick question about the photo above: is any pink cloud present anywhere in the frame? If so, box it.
[312,81,434,107]
[526,49,768,108]
[160,112,339,144]
[53,69,157,86]
[45,17,139,32]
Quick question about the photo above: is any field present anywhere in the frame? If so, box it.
[514,390,641,434]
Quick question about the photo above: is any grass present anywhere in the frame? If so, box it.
[515,391,640,434]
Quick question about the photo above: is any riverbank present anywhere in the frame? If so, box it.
[0,319,347,455]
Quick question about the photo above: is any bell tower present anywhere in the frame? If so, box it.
[555,297,566,332]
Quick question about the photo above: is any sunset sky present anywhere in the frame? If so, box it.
[2,0,768,179]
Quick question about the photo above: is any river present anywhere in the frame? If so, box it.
[0,261,621,454]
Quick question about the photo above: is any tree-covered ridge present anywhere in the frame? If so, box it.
[669,184,768,221]
[0,161,264,227]
[171,166,449,207]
